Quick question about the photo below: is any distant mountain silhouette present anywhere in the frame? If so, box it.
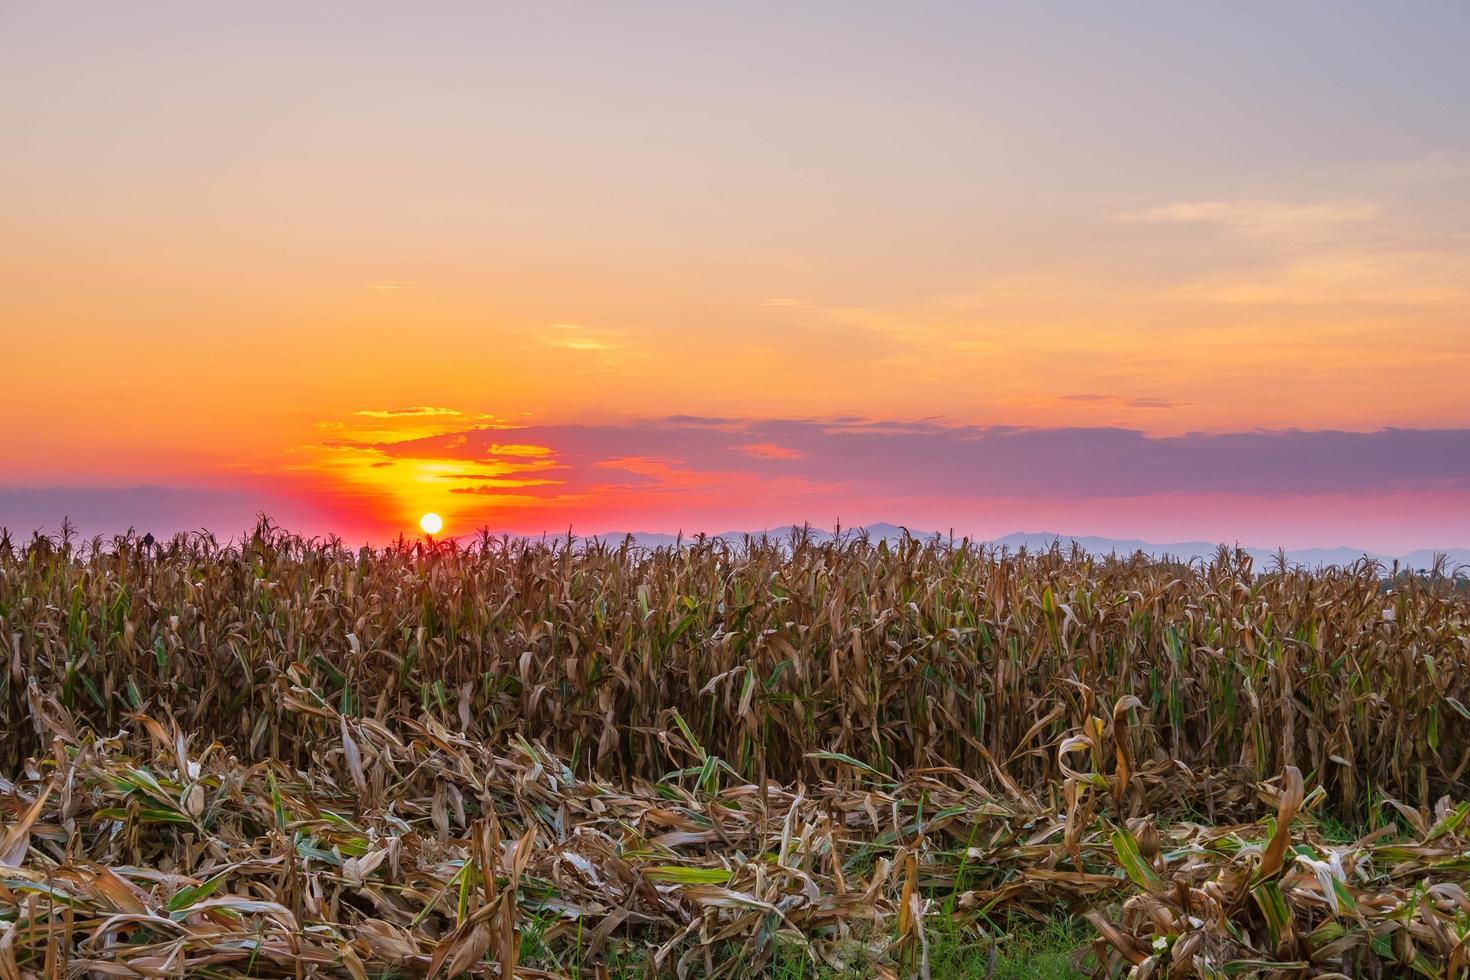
[583,525,1470,571]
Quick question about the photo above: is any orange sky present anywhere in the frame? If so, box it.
[2,3,1468,548]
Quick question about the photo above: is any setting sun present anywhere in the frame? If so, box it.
[418,512,443,535]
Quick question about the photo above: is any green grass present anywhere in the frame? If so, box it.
[929,917,1090,980]
[571,916,1091,978]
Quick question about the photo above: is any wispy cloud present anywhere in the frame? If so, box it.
[1178,249,1470,306]
[1122,200,1379,244]
[1121,188,1470,308]
[1059,394,1181,410]
[738,443,806,460]
[543,323,623,352]
[1363,153,1470,185]
[448,477,565,493]
[355,407,465,419]
[484,444,555,458]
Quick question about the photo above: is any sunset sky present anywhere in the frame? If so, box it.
[3,2,1468,551]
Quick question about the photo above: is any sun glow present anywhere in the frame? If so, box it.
[419,512,443,535]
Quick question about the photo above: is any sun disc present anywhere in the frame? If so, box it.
[419,512,443,535]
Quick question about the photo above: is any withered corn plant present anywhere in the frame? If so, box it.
[5,521,1468,810]
[1,521,1469,976]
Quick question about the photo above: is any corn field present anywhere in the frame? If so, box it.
[2,522,1470,976]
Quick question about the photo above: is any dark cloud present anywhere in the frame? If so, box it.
[362,419,1470,499]
[17,423,1466,541]
[0,486,333,538]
